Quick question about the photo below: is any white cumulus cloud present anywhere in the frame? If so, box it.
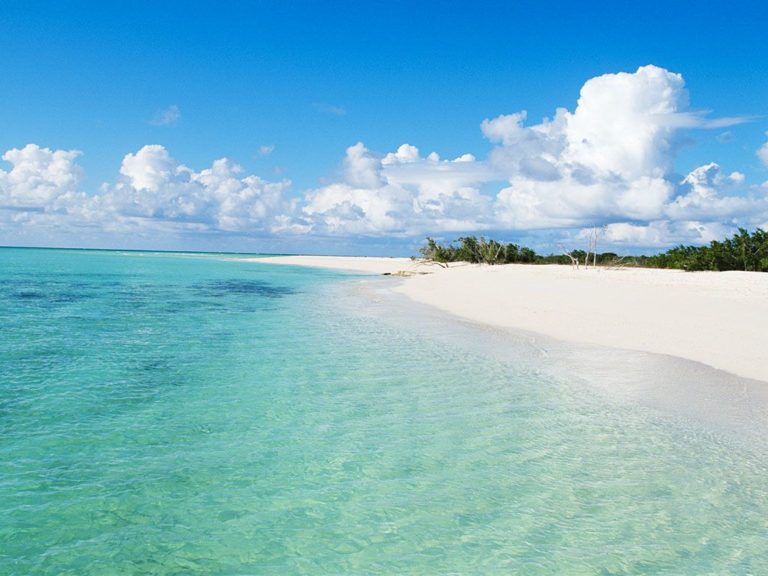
[665,163,754,221]
[2,65,766,250]
[600,220,732,248]
[104,145,291,232]
[0,144,291,240]
[0,144,85,209]
[300,142,494,235]
[296,65,760,244]
[482,65,698,229]
[475,65,763,246]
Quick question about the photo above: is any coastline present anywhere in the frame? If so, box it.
[253,255,768,384]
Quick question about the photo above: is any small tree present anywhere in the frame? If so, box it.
[583,227,601,268]
[557,243,580,269]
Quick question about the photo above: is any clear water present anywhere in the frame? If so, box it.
[1,248,767,575]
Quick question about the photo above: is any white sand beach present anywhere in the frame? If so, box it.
[257,255,768,383]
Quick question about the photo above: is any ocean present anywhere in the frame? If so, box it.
[1,248,767,575]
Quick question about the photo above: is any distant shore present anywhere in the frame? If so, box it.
[254,255,768,383]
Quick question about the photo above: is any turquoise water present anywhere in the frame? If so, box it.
[1,248,767,575]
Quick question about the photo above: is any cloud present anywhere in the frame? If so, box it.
[691,115,753,129]
[149,104,181,126]
[0,145,106,244]
[257,144,275,156]
[0,144,84,209]
[600,220,732,248]
[293,65,764,246]
[313,102,346,116]
[299,142,494,235]
[483,65,690,219]
[0,144,291,239]
[103,145,291,232]
[717,131,734,143]
[3,65,767,250]
[474,65,764,245]
[665,163,752,221]
[119,144,179,192]
[298,65,757,241]
[757,133,768,167]
[494,174,674,229]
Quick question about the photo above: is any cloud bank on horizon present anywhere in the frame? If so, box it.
[2,65,767,251]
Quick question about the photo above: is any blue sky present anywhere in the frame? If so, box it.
[2,1,768,254]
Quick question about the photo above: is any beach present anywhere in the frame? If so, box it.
[258,256,768,383]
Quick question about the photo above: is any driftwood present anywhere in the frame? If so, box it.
[557,243,580,270]
[381,270,432,277]
[603,255,629,270]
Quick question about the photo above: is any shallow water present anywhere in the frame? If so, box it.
[1,248,767,575]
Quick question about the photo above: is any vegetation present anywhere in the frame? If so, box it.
[420,237,535,265]
[419,228,768,272]
[633,228,768,271]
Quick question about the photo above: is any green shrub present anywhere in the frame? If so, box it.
[418,228,768,272]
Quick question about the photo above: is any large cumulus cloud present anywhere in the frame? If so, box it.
[0,144,85,209]
[107,145,289,231]
[485,65,760,235]
[299,142,494,235]
[2,65,767,250]
[0,144,291,239]
[295,65,765,246]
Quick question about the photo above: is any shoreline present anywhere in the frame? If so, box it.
[252,255,768,384]
[330,272,768,451]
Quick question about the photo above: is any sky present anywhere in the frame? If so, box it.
[2,0,768,255]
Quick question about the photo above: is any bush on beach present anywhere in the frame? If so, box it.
[419,228,768,272]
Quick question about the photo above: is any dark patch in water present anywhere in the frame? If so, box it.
[13,291,46,300]
[196,279,295,299]
[7,288,96,305]
[52,291,91,303]
[2,277,113,307]
[142,358,172,372]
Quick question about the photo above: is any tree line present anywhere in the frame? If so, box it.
[634,228,768,271]
[419,228,768,272]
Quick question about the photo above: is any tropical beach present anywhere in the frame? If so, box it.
[259,255,768,382]
[4,1,768,574]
